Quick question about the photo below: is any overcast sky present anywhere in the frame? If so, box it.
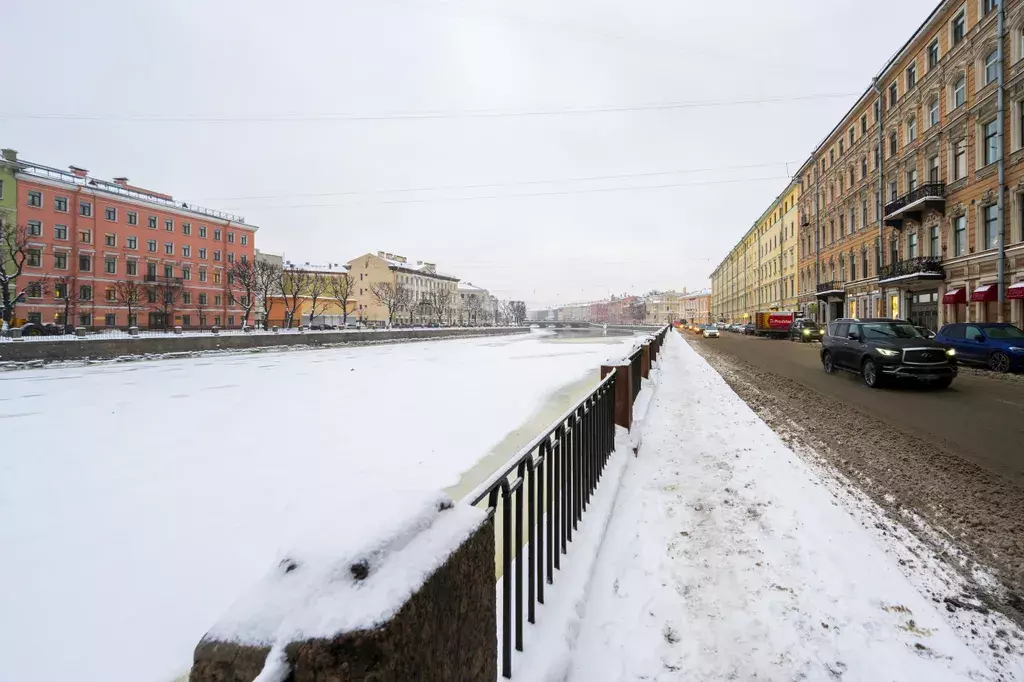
[4,0,935,307]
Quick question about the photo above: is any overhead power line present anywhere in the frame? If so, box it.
[0,92,858,123]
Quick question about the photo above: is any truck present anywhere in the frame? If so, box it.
[754,311,795,338]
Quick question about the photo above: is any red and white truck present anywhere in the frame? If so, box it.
[754,311,795,338]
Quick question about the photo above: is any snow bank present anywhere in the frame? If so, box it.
[568,330,999,681]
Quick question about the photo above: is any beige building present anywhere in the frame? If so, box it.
[347,251,460,325]
[680,289,712,324]
[645,290,687,325]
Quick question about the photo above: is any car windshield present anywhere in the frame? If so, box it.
[984,325,1024,339]
[859,322,922,339]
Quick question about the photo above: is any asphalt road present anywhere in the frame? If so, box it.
[693,332,1024,487]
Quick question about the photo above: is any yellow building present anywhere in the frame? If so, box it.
[347,251,460,325]
[265,261,356,327]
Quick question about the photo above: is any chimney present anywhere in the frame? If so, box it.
[1,149,17,162]
[377,251,386,258]
[385,253,394,260]
[113,177,129,187]
[396,255,407,264]
[69,166,89,178]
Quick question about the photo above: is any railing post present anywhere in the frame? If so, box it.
[641,343,651,379]
[601,363,633,430]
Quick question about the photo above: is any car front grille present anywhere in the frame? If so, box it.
[903,348,946,364]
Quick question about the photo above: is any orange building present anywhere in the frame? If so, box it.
[9,153,257,329]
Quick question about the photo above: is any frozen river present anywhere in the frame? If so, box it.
[0,329,639,682]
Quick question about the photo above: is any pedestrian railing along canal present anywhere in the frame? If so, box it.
[466,324,670,678]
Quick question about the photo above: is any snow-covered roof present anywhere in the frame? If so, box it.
[458,282,487,293]
[284,261,350,274]
[377,254,459,281]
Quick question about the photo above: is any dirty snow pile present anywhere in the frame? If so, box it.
[566,331,1006,681]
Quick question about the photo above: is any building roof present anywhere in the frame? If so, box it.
[283,261,350,275]
[458,282,487,293]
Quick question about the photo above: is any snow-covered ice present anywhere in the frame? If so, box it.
[565,331,1001,681]
[0,330,637,682]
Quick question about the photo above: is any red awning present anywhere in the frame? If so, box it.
[970,284,997,302]
[942,288,966,304]
[1009,282,1024,300]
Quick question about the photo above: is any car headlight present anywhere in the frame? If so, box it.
[876,348,900,357]
[1009,346,1024,353]
[802,329,810,335]
[946,348,957,356]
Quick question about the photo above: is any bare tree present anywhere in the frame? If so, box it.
[147,281,179,329]
[627,299,647,324]
[279,267,310,328]
[327,271,355,327]
[370,280,410,326]
[52,275,80,332]
[112,279,144,328]
[227,260,259,328]
[254,259,282,329]
[465,294,484,326]
[425,287,454,326]
[0,220,31,330]
[305,272,331,327]
[195,297,209,328]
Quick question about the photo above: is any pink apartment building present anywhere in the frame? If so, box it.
[11,154,257,329]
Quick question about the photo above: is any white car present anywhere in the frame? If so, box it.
[702,326,720,338]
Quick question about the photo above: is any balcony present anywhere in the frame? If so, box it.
[878,256,945,284]
[815,281,845,299]
[144,274,184,286]
[884,182,945,229]
[800,213,811,227]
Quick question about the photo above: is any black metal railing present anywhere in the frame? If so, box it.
[878,256,945,282]
[468,373,617,678]
[629,347,642,402]
[816,280,843,293]
[883,182,945,217]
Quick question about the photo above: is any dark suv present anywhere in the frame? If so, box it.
[789,318,822,342]
[820,318,957,388]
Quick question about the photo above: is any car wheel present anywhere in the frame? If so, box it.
[988,351,1011,373]
[928,377,954,389]
[862,358,883,388]
[822,351,836,374]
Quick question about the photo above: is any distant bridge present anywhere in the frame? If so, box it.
[531,321,591,329]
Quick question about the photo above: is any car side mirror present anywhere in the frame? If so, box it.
[847,332,860,341]
[973,334,985,342]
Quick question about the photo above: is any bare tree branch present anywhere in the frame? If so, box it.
[227,260,259,328]
[0,220,31,329]
[370,280,410,326]
[306,272,331,327]
[327,271,355,327]
[254,259,282,329]
[425,287,454,326]
[112,279,144,328]
[279,267,310,328]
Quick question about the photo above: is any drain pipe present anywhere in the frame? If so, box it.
[997,2,1007,321]
[873,77,886,317]
[814,161,821,324]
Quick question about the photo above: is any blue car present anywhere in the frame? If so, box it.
[934,323,1024,373]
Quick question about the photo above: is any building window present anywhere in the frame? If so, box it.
[79,313,92,327]
[984,204,999,249]
[984,0,999,16]
[199,270,208,283]
[214,272,221,284]
[79,229,92,244]
[213,250,222,262]
[227,232,235,244]
[80,285,93,301]
[954,75,966,107]
[241,234,248,246]
[850,208,857,232]
[849,128,855,146]
[79,201,92,217]
[830,149,835,165]
[148,215,158,229]
[954,139,967,179]
[54,282,67,298]
[860,156,867,178]
[953,215,967,256]
[54,224,68,240]
[105,314,117,326]
[183,267,191,280]
[126,260,137,276]
[105,288,117,303]
[54,252,68,269]
[182,314,191,327]
[928,39,940,68]
[952,10,966,46]
[889,132,898,156]
[104,233,116,247]
[907,168,918,192]
[199,225,207,238]
[54,196,68,212]
[79,255,92,271]
[147,239,157,252]
[23,282,42,298]
[839,140,845,156]
[164,219,173,232]
[889,83,898,107]
[27,249,42,267]
[929,97,939,126]
[890,179,899,201]
[164,242,174,255]
[839,214,846,238]
[182,245,191,258]
[199,293,208,305]
[928,155,940,182]
[27,190,42,207]
[164,264,174,278]
[907,117,917,143]
[127,211,138,225]
[861,114,868,134]
[105,206,117,221]
[215,295,222,306]
[198,248,207,259]
[983,119,1000,165]
[908,232,918,258]
[27,220,42,236]
[213,228,221,241]
[862,199,869,227]
[105,257,117,274]
[906,63,917,90]
[985,49,999,85]
[930,225,940,256]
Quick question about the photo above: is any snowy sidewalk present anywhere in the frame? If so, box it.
[568,331,993,681]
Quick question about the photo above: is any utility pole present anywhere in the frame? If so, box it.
[873,77,886,318]
[997,2,1007,321]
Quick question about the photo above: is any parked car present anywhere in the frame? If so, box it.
[820,317,957,388]
[789,318,823,342]
[702,326,720,339]
[914,326,937,339]
[934,323,1024,373]
[741,323,756,335]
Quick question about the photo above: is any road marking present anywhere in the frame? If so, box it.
[995,398,1024,408]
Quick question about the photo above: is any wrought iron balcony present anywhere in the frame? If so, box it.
[884,183,945,228]
[816,280,844,297]
[144,274,184,286]
[878,256,945,283]
[800,213,811,227]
